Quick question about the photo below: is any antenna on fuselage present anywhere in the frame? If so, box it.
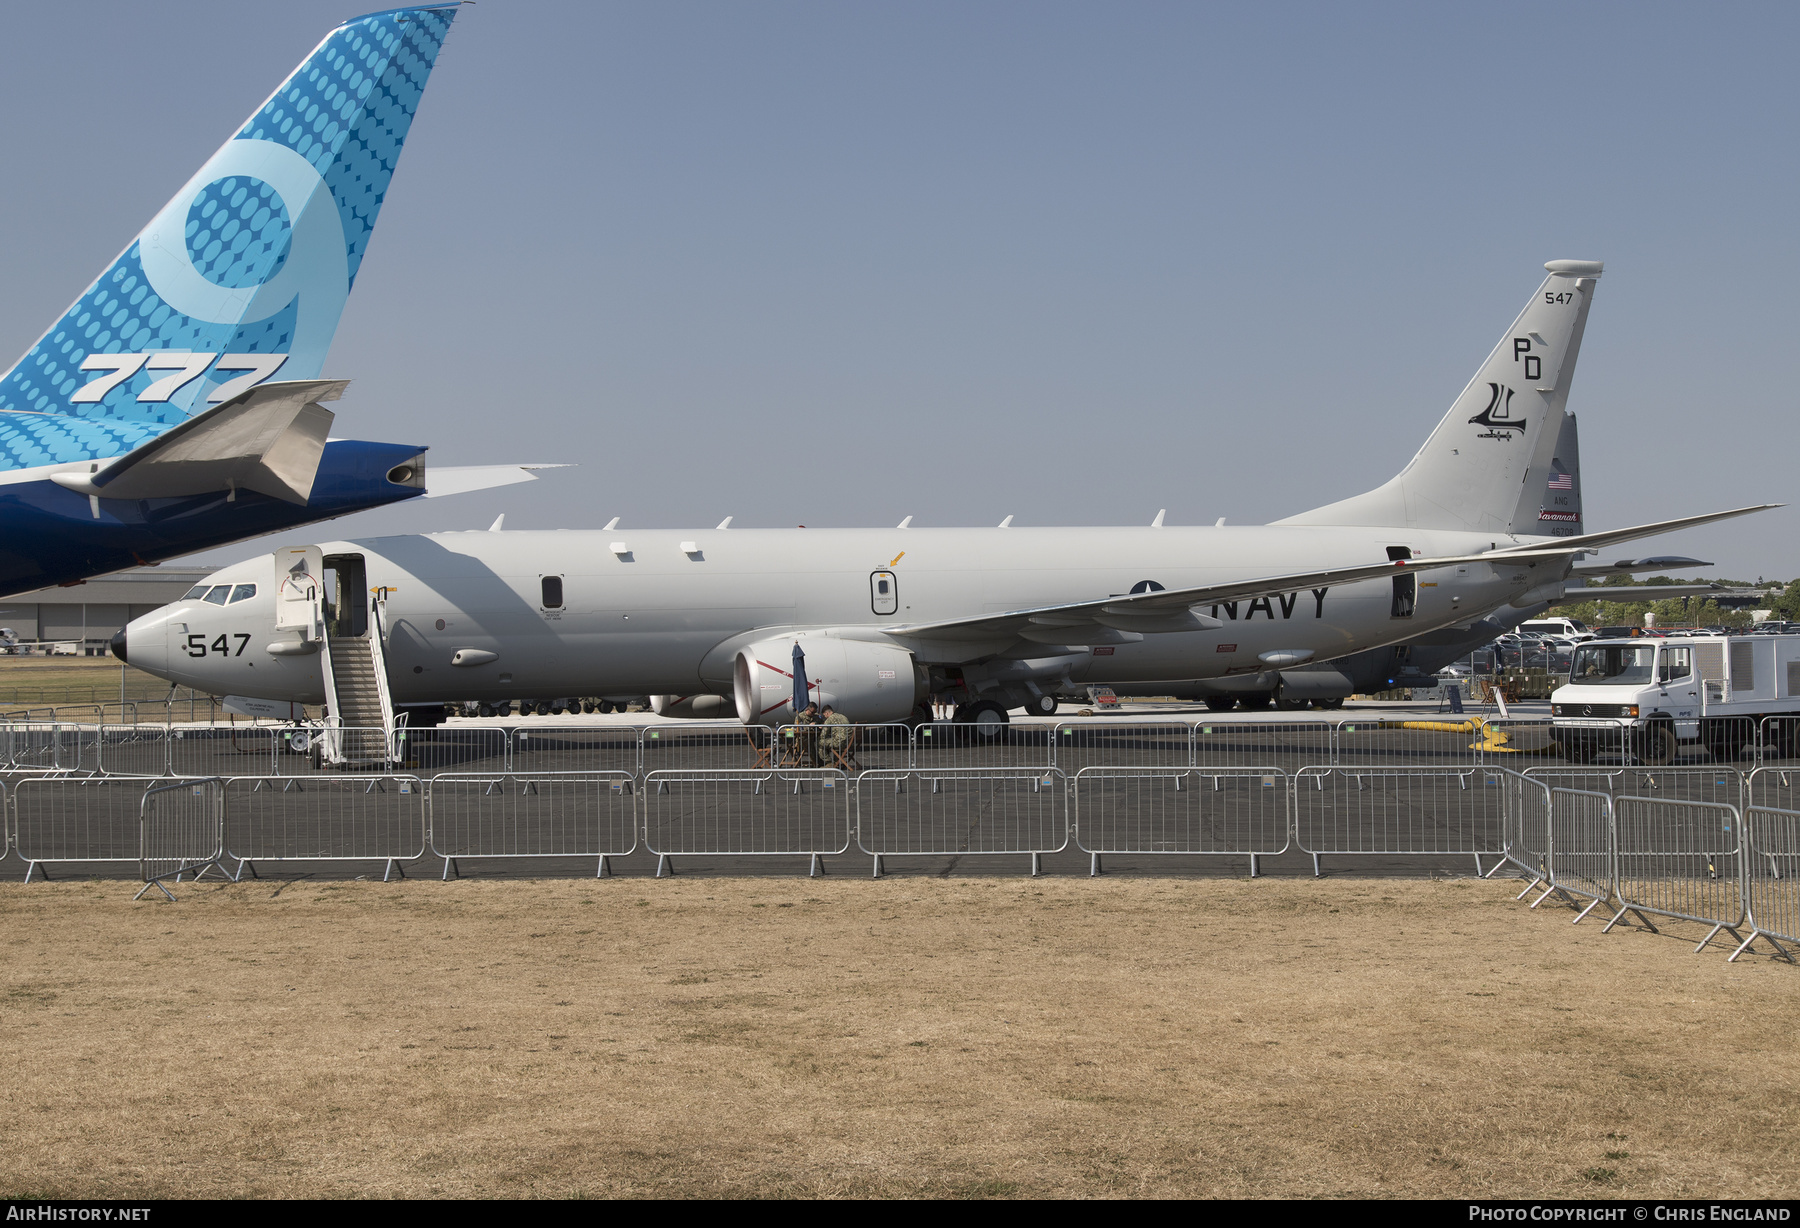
[487,514,504,532]
[998,515,1013,528]
[716,516,732,530]
[603,516,620,531]
[1152,510,1166,528]
[897,515,912,529]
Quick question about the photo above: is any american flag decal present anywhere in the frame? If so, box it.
[1547,471,1574,490]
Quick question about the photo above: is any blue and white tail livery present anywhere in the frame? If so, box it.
[0,4,457,472]
[0,7,573,599]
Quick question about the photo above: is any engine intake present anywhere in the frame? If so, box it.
[733,635,920,726]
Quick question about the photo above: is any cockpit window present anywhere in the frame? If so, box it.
[183,585,210,600]
[229,584,257,604]
[202,585,231,605]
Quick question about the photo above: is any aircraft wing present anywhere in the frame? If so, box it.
[892,552,1499,643]
[893,503,1782,647]
[424,463,572,498]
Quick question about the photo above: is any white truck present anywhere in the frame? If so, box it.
[1550,634,1800,764]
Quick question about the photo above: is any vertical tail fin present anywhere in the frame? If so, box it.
[1276,260,1602,534]
[0,4,460,472]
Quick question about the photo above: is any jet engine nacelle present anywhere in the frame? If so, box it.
[734,635,920,726]
[649,694,739,720]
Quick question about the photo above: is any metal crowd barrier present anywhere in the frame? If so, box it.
[1537,788,1616,923]
[1605,795,1749,951]
[14,775,159,880]
[914,721,1053,769]
[1294,765,1510,877]
[855,766,1068,877]
[1496,772,1554,890]
[1736,805,1800,962]
[223,775,427,880]
[136,778,224,901]
[1053,722,1193,773]
[509,725,635,776]
[1073,766,1288,876]
[641,723,775,773]
[431,772,638,878]
[644,768,850,877]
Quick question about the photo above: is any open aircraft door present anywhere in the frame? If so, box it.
[274,546,325,644]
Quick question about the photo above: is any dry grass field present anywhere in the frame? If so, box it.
[0,875,1792,1199]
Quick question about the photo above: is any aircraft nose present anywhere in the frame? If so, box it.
[110,629,128,664]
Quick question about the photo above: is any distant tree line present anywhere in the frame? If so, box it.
[1554,574,1796,630]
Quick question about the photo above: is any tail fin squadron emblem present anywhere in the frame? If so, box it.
[1468,382,1525,440]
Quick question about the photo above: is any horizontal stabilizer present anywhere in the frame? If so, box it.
[423,464,572,499]
[50,379,345,504]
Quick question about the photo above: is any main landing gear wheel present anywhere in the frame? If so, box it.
[1202,696,1236,713]
[1238,692,1275,711]
[957,700,1010,738]
[1024,694,1058,718]
[1315,697,1345,711]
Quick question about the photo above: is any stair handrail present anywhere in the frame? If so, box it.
[317,606,343,768]
[369,589,399,763]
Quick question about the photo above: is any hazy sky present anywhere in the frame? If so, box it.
[1,2,1794,577]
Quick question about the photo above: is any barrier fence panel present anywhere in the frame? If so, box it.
[1294,765,1510,876]
[1194,722,1333,774]
[1544,788,1614,922]
[223,775,427,878]
[913,721,1053,770]
[430,772,638,877]
[168,725,279,778]
[1747,765,1800,815]
[1052,722,1192,773]
[14,776,159,879]
[640,724,773,773]
[1074,767,1288,876]
[1758,717,1800,768]
[1606,795,1747,950]
[1500,772,1554,889]
[772,723,911,773]
[855,767,1069,876]
[399,725,510,777]
[1608,765,1744,810]
[643,768,850,875]
[97,724,168,776]
[510,725,638,776]
[136,778,224,900]
[1736,806,1800,961]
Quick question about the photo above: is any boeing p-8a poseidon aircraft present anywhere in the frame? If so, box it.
[118,261,1773,731]
[0,5,546,598]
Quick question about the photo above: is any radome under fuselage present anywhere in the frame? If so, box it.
[123,522,1556,708]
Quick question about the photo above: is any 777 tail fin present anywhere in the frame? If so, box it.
[1276,259,1602,534]
[0,4,460,473]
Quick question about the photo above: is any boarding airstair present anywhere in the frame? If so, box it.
[288,546,397,768]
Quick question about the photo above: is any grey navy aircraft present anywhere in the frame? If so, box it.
[115,260,1776,733]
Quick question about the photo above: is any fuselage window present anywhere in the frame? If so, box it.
[229,584,257,604]
[542,576,564,609]
[202,585,231,605]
